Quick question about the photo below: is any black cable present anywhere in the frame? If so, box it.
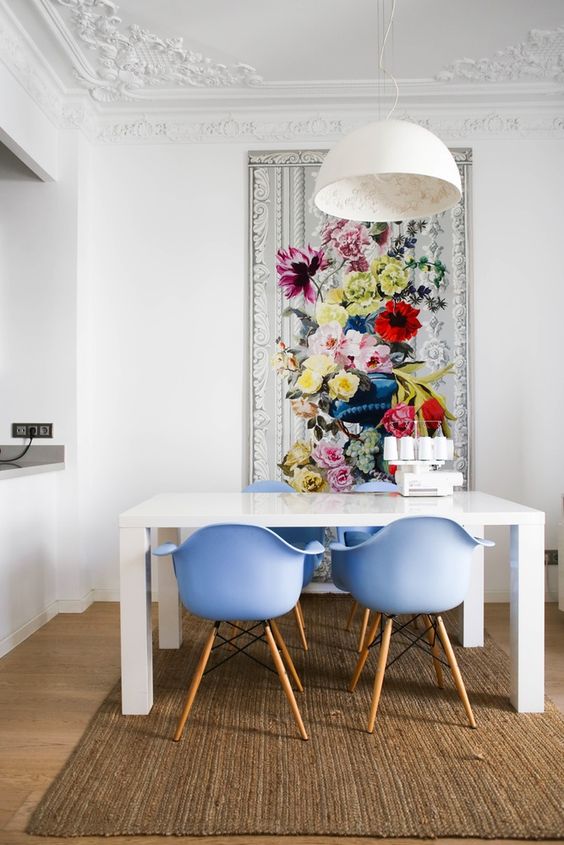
[0,435,34,463]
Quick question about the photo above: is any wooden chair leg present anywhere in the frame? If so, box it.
[422,614,444,688]
[293,604,308,651]
[358,607,370,652]
[270,618,303,693]
[264,623,308,740]
[367,616,393,733]
[296,599,306,629]
[349,612,381,692]
[345,599,358,631]
[173,622,218,742]
[435,615,476,729]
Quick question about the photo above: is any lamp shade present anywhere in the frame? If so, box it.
[314,119,462,222]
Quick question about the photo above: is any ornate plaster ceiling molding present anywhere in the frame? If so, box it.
[0,1,98,132]
[437,25,564,83]
[95,110,564,146]
[0,1,64,122]
[41,0,263,102]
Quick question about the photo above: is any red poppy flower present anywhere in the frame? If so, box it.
[375,300,421,343]
[421,397,445,432]
[276,245,328,303]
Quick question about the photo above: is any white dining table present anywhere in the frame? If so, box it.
[118,490,545,716]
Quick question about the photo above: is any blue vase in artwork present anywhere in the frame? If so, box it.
[330,372,397,427]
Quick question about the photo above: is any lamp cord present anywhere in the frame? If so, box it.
[379,0,399,119]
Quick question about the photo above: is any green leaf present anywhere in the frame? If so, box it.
[395,361,425,375]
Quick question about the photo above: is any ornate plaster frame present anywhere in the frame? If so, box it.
[247,148,474,490]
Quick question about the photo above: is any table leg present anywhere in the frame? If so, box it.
[120,526,153,715]
[156,527,183,649]
[458,523,484,647]
[510,523,544,712]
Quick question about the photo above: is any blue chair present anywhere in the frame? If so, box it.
[243,480,325,650]
[154,523,324,741]
[330,516,495,732]
[335,480,399,651]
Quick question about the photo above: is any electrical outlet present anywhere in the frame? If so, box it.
[12,423,53,438]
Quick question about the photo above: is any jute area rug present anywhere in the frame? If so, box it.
[28,595,564,839]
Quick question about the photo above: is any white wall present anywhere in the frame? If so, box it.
[0,126,91,643]
[81,134,564,598]
[81,143,247,591]
[0,472,58,656]
[472,141,564,597]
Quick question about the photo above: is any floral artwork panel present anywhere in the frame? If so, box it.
[248,150,472,580]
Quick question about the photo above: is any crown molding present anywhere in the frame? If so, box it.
[94,108,564,145]
[1,0,563,146]
[0,0,97,133]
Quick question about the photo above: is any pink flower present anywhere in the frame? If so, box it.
[327,464,355,492]
[340,329,363,367]
[307,321,347,363]
[355,337,393,373]
[276,245,328,303]
[312,440,346,469]
[321,218,347,246]
[381,403,415,437]
[331,222,371,261]
[290,397,318,420]
[347,255,370,272]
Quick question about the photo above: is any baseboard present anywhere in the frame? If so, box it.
[57,590,95,613]
[0,602,59,658]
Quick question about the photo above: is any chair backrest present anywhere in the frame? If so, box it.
[158,523,322,621]
[335,479,398,545]
[243,479,325,585]
[331,516,494,615]
[353,480,398,492]
[243,480,293,492]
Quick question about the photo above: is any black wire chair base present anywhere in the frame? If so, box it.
[366,614,450,671]
[203,621,277,677]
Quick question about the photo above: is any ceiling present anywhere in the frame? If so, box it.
[4,0,564,108]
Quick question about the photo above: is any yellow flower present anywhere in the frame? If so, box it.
[370,256,409,295]
[291,466,328,493]
[326,287,344,304]
[284,440,311,468]
[316,302,348,327]
[328,369,360,402]
[296,368,323,394]
[346,298,380,317]
[343,272,376,303]
[303,354,337,376]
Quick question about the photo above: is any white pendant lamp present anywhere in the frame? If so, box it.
[314,119,462,222]
[314,0,462,223]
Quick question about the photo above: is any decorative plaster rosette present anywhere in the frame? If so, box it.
[437,25,564,82]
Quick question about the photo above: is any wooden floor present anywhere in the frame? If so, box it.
[0,601,563,845]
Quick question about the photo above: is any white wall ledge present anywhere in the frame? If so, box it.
[0,444,64,480]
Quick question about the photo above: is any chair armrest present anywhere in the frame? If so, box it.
[152,542,178,556]
[303,540,325,555]
[329,541,348,552]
